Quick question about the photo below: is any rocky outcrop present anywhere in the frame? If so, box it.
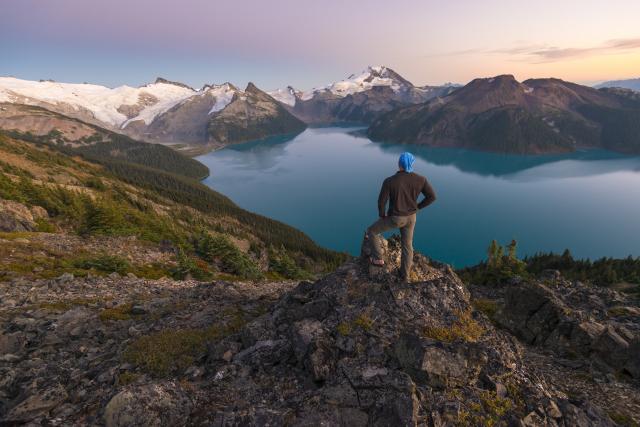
[493,279,640,380]
[201,237,616,425]
[0,198,47,232]
[1,236,635,425]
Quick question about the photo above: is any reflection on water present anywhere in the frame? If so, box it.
[199,127,640,266]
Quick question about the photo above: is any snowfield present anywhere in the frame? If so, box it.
[267,87,298,107]
[0,77,196,128]
[205,84,238,114]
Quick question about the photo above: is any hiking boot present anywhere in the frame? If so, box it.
[399,270,420,283]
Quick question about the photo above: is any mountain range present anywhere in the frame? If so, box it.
[0,67,456,153]
[368,75,640,154]
[2,68,640,155]
[268,66,458,124]
[596,77,640,91]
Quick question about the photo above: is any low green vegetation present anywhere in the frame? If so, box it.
[72,254,130,275]
[472,298,499,321]
[423,310,484,343]
[607,411,640,427]
[353,313,374,331]
[335,312,374,337]
[196,233,262,280]
[524,250,640,287]
[456,390,513,427]
[124,307,247,376]
[99,303,135,322]
[460,239,640,291]
[458,240,527,286]
[38,297,101,312]
[268,246,313,280]
[172,247,213,281]
[117,372,141,386]
[336,322,352,336]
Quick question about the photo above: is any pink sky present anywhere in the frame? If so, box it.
[1,0,639,89]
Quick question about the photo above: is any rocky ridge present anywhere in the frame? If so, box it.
[2,236,638,425]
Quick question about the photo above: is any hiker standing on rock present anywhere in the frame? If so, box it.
[366,152,436,281]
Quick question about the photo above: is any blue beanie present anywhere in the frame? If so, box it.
[398,152,415,172]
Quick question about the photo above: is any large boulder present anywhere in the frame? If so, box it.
[495,280,640,378]
[0,199,47,232]
[496,281,569,345]
[103,382,193,427]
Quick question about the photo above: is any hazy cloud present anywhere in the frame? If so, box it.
[442,38,640,63]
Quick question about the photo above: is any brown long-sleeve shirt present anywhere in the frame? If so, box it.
[377,171,436,217]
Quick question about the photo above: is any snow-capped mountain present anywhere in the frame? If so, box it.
[131,82,306,146]
[124,82,241,144]
[302,65,412,100]
[0,76,307,148]
[0,77,196,130]
[268,66,458,124]
[268,66,411,105]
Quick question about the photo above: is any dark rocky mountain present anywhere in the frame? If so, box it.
[270,66,458,125]
[596,78,640,91]
[207,83,307,148]
[368,74,640,154]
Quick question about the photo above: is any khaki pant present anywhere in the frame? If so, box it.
[366,214,416,278]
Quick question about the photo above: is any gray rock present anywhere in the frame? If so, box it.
[130,305,146,315]
[233,339,291,367]
[593,325,629,367]
[57,272,75,284]
[497,282,569,345]
[0,331,26,354]
[624,338,640,378]
[395,334,482,388]
[104,382,193,427]
[5,384,68,423]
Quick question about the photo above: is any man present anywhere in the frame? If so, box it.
[366,152,436,281]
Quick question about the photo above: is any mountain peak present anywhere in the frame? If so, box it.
[153,77,194,91]
[244,82,261,93]
[202,82,237,92]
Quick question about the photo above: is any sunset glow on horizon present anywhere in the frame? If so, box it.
[1,0,639,89]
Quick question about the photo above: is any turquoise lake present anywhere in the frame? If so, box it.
[198,127,640,267]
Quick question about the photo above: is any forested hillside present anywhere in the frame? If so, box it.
[0,133,345,282]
